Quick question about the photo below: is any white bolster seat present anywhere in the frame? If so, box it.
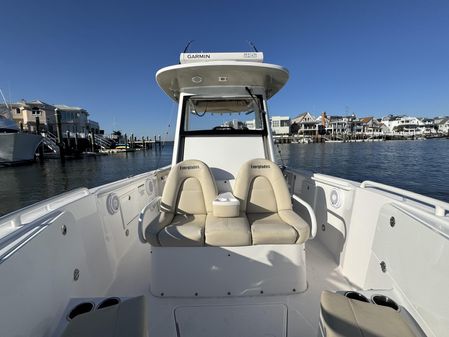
[145,159,217,246]
[233,158,310,245]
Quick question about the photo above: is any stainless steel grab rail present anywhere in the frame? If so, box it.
[360,180,448,217]
[292,194,318,239]
[0,210,64,264]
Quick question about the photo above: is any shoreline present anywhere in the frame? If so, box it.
[273,134,448,144]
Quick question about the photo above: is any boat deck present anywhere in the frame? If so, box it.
[106,238,351,337]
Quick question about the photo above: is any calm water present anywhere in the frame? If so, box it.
[276,138,449,202]
[0,139,448,216]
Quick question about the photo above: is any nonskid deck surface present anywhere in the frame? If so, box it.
[105,239,351,337]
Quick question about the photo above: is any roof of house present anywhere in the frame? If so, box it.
[54,104,85,111]
[292,112,317,122]
[10,99,55,108]
[54,105,88,115]
[292,112,308,120]
[359,117,373,123]
[437,117,449,124]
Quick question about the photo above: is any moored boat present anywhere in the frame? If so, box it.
[0,111,42,165]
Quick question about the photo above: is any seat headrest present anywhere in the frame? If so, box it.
[234,158,292,212]
[161,159,217,214]
[237,158,283,180]
[177,159,207,175]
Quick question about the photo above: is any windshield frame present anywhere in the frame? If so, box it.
[180,95,268,136]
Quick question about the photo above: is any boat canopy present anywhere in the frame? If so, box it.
[156,56,289,101]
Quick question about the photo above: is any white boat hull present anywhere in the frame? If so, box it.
[0,132,42,164]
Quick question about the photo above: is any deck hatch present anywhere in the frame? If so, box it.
[174,303,287,337]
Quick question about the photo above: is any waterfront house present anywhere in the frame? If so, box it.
[418,118,438,135]
[358,117,387,134]
[328,114,357,135]
[0,100,101,138]
[382,115,424,135]
[88,120,102,134]
[54,104,90,136]
[221,119,247,130]
[435,117,449,135]
[291,112,319,136]
[245,119,256,130]
[270,116,290,135]
[0,100,56,133]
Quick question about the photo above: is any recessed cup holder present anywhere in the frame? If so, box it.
[344,291,370,303]
[372,295,399,311]
[97,297,121,309]
[67,302,95,320]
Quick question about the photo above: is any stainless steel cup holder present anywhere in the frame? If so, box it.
[344,291,370,303]
[67,302,95,320]
[371,295,399,311]
[97,297,121,309]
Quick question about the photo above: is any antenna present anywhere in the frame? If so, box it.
[182,40,194,54]
[248,41,259,52]
[0,88,10,109]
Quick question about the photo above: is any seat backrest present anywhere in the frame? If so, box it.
[233,158,291,214]
[161,159,217,215]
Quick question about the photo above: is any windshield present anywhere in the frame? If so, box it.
[183,97,264,132]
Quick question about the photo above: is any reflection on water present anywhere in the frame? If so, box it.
[0,144,172,216]
[1,139,448,217]
[276,138,449,203]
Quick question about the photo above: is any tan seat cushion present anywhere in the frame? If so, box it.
[320,291,417,337]
[278,210,310,244]
[145,159,218,246]
[158,214,206,247]
[249,213,298,245]
[205,213,251,246]
[61,296,147,337]
[234,159,292,214]
[233,158,310,244]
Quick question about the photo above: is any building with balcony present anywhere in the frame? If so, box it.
[0,100,101,138]
[291,112,318,136]
[1,100,56,133]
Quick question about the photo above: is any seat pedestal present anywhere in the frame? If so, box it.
[149,244,307,297]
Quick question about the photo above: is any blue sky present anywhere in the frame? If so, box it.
[1,0,448,138]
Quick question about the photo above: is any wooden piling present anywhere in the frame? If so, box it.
[54,108,65,161]
[66,131,71,154]
[35,116,44,161]
[90,130,96,152]
[74,132,78,151]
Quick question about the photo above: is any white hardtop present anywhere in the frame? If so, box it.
[156,52,289,101]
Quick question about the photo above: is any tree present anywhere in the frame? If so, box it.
[290,122,300,134]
